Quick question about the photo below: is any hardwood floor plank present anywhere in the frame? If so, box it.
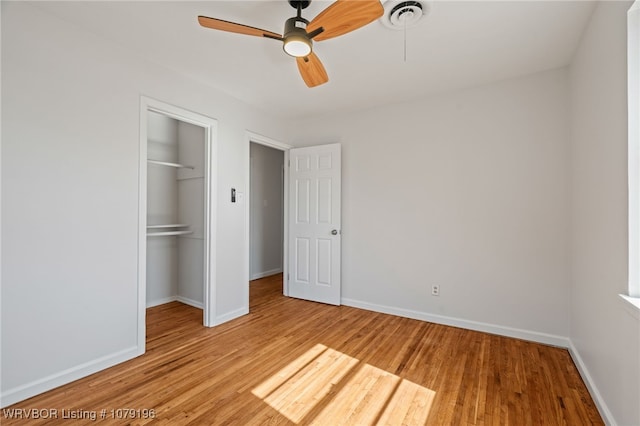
[2,274,603,425]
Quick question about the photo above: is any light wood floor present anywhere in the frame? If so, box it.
[3,274,602,425]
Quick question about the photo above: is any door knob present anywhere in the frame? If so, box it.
[331,229,339,235]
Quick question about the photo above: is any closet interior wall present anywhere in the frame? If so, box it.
[146,111,205,309]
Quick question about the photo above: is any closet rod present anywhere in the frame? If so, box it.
[147,230,194,237]
[147,159,195,170]
[147,224,189,229]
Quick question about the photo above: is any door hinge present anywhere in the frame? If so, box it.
[287,273,290,281]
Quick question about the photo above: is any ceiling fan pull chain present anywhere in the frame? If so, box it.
[404,13,407,62]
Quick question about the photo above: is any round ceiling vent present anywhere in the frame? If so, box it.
[380,0,430,30]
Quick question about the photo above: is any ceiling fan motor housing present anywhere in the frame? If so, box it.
[284,16,309,37]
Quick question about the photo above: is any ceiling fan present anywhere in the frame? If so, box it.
[198,0,384,88]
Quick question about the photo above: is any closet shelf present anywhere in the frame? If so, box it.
[147,224,190,229]
[147,230,194,237]
[148,159,195,170]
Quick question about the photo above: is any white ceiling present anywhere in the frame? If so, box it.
[32,0,596,119]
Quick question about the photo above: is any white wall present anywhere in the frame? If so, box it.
[1,1,288,406]
[250,143,284,280]
[177,121,206,307]
[569,1,640,425]
[147,112,180,305]
[288,69,571,343]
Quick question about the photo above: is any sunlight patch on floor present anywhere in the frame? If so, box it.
[252,344,435,425]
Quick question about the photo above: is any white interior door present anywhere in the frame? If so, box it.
[288,143,341,305]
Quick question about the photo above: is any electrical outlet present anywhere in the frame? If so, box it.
[431,285,440,296]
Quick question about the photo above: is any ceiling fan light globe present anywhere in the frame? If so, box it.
[283,37,312,57]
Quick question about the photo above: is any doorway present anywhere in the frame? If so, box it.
[246,132,292,305]
[250,143,284,281]
[137,97,218,353]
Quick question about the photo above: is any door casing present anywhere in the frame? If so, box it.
[138,96,218,356]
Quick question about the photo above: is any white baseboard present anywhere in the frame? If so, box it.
[146,295,178,308]
[568,342,616,425]
[215,306,249,326]
[176,296,203,309]
[250,268,283,281]
[147,296,203,309]
[0,346,141,408]
[341,298,570,348]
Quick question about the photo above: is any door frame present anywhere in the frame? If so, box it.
[137,96,218,354]
[245,131,292,300]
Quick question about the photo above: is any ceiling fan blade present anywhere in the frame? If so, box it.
[198,16,282,40]
[296,52,329,88]
[307,0,384,42]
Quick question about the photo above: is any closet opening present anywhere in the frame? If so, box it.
[146,111,206,309]
[138,97,217,352]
